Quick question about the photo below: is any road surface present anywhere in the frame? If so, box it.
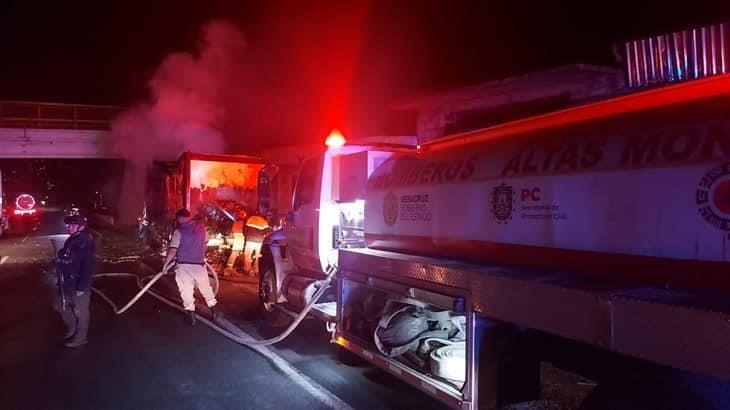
[0,210,448,410]
[2,210,729,409]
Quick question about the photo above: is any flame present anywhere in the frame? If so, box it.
[189,159,264,212]
[190,160,263,190]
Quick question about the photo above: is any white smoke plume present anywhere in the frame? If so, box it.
[113,21,246,223]
[113,21,246,161]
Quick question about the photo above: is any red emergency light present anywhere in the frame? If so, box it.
[13,208,36,216]
[325,129,346,147]
[15,194,36,211]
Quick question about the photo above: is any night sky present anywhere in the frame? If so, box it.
[2,0,730,147]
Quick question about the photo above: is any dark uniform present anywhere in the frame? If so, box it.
[55,227,95,345]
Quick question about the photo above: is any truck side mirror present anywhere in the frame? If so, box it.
[257,167,272,216]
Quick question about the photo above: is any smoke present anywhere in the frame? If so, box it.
[111,12,414,223]
[113,21,246,223]
[113,21,246,162]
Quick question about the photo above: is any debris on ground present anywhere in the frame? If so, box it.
[93,225,157,264]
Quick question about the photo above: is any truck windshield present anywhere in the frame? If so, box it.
[293,158,318,210]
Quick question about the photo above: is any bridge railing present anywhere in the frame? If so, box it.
[0,101,123,130]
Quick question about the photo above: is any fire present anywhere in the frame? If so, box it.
[190,160,263,190]
[189,159,264,213]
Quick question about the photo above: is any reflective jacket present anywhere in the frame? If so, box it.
[56,230,96,293]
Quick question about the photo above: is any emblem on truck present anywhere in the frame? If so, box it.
[383,191,398,226]
[491,183,515,223]
[697,163,730,232]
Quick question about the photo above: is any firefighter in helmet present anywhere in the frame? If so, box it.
[55,215,95,347]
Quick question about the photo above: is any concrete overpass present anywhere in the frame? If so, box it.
[0,101,122,158]
[0,101,139,223]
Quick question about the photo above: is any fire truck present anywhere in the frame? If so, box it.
[143,152,281,275]
[258,24,730,409]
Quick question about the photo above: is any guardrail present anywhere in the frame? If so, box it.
[0,101,123,130]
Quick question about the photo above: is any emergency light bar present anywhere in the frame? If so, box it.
[325,129,346,147]
[626,22,730,88]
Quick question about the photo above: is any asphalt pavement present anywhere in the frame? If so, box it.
[4,210,729,410]
[0,210,448,410]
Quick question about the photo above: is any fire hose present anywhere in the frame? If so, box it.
[90,259,214,315]
[90,263,337,347]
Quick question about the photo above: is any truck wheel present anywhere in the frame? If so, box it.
[258,267,290,328]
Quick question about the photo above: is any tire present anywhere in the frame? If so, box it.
[258,265,290,328]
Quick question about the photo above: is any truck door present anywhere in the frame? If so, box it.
[284,155,323,273]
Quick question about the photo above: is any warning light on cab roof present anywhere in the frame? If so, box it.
[325,129,346,148]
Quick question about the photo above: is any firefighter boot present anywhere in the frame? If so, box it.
[210,305,219,321]
[187,311,196,326]
[63,329,76,342]
[64,339,88,348]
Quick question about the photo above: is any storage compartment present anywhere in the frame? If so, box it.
[339,277,468,390]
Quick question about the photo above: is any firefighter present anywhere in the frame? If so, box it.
[163,208,218,325]
[55,215,95,348]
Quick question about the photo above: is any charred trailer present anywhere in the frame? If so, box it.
[143,152,279,276]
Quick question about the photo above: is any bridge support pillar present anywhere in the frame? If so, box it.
[118,161,146,226]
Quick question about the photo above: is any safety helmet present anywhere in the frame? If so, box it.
[64,215,88,226]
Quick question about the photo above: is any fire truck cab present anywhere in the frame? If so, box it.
[258,133,415,321]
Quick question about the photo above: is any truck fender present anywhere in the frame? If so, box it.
[260,230,296,304]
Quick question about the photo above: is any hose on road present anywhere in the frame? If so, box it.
[90,260,218,314]
[90,263,336,347]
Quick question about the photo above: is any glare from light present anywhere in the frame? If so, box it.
[206,237,224,247]
[339,200,365,225]
[15,194,36,211]
[231,232,244,251]
[325,129,346,147]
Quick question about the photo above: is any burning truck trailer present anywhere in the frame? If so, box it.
[257,24,730,410]
[142,152,281,276]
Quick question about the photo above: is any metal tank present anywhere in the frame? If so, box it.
[365,86,730,292]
